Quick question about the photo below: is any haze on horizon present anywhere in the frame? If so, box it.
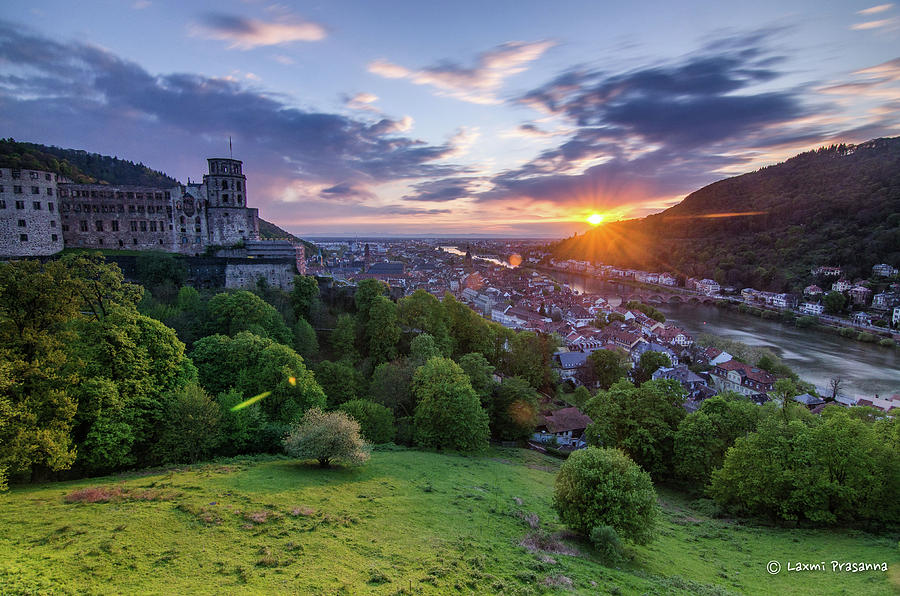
[1,0,898,238]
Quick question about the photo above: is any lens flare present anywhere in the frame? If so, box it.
[230,391,271,412]
[508,253,522,267]
[288,376,296,386]
[587,213,604,226]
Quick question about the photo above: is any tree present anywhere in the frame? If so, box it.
[504,331,558,390]
[61,253,143,322]
[293,318,319,360]
[409,333,442,364]
[570,385,592,409]
[398,290,451,354]
[206,290,292,345]
[314,359,364,408]
[828,377,843,400]
[355,279,389,323]
[283,408,369,468]
[633,351,671,385]
[585,348,630,390]
[585,379,686,478]
[369,360,416,417]
[823,291,846,315]
[216,389,264,456]
[412,357,490,451]
[330,313,358,361]
[773,378,799,417]
[135,252,187,301]
[490,376,539,441]
[457,352,496,413]
[157,383,221,464]
[339,399,395,444]
[367,296,400,364]
[553,447,658,545]
[290,275,320,321]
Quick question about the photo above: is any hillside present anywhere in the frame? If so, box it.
[1,449,896,595]
[258,218,318,256]
[0,139,179,187]
[552,137,900,291]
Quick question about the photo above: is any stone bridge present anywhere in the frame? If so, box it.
[615,291,719,306]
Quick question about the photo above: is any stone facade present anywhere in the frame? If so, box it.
[0,168,64,257]
[2,157,262,258]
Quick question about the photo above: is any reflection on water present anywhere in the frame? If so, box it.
[440,246,512,268]
[551,271,900,397]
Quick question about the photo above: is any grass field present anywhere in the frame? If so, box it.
[1,447,897,595]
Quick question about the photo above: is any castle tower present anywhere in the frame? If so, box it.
[203,158,247,208]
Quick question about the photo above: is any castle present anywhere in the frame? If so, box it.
[0,157,259,257]
[1,157,304,289]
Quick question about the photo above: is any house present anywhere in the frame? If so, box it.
[658,273,677,286]
[554,351,588,381]
[793,393,825,408]
[894,306,900,326]
[803,285,823,296]
[533,407,594,447]
[855,397,897,413]
[701,347,733,366]
[696,279,720,295]
[850,311,872,326]
[658,325,693,347]
[848,285,872,306]
[603,325,646,351]
[799,302,824,316]
[631,341,678,367]
[771,293,796,309]
[872,263,898,277]
[812,266,842,277]
[871,291,900,311]
[831,279,852,292]
[710,360,776,397]
[652,365,707,398]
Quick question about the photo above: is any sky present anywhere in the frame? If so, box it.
[1,1,899,237]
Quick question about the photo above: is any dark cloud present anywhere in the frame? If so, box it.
[0,20,460,193]
[403,177,477,202]
[478,30,828,207]
[320,182,377,202]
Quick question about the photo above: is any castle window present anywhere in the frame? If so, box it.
[17,219,25,227]
[155,193,162,200]
[237,195,242,205]
[33,201,41,210]
[31,186,39,194]
[91,190,98,198]
[0,200,5,208]
[130,221,138,232]
[84,204,90,212]
[223,194,229,202]
[137,205,145,214]
[14,186,22,194]
[95,221,103,232]
[159,239,163,244]
[111,221,119,231]
[92,205,99,213]
[126,192,134,199]
[182,236,188,244]
[98,239,103,245]
[118,240,124,247]
[116,192,124,199]
[46,187,53,196]
[224,212,229,217]
[135,193,143,200]
[11,170,20,179]
[80,220,88,232]
[129,205,135,213]
[59,189,67,197]
[164,191,170,199]
[19,234,27,242]
[195,216,200,223]
[48,202,54,212]
[150,221,157,232]
[195,236,201,243]
[45,173,51,181]
[118,205,124,213]
[133,238,138,245]
[62,224,69,232]
[195,226,201,233]
[52,234,58,242]
[30,171,39,180]
[139,221,147,231]
[236,181,242,191]
[50,221,56,228]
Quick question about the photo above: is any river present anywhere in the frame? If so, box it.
[548,271,900,398]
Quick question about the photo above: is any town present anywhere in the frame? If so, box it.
[307,237,900,418]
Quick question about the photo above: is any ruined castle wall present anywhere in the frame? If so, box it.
[206,206,259,246]
[0,168,64,257]
[224,258,295,290]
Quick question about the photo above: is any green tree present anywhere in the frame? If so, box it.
[61,253,143,321]
[412,357,490,451]
[409,333,442,364]
[398,290,451,354]
[367,296,400,364]
[585,348,630,390]
[339,399,395,444]
[491,376,539,441]
[314,359,365,408]
[633,351,672,385]
[283,408,369,468]
[293,318,319,360]
[216,389,264,456]
[290,275,320,321]
[585,379,686,478]
[206,290,292,344]
[823,291,846,315]
[369,360,416,416]
[457,352,496,413]
[157,383,221,463]
[330,313,358,361]
[553,447,658,545]
[570,385,592,409]
[355,279,389,323]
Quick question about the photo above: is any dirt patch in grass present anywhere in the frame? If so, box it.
[64,486,179,504]
[543,574,573,588]
[290,506,316,517]
[519,531,581,557]
[245,510,276,524]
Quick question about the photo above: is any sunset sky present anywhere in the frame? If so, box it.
[1,1,899,237]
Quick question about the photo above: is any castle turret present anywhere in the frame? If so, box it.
[203,158,247,208]
[200,157,259,247]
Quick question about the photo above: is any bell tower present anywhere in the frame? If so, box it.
[203,158,247,208]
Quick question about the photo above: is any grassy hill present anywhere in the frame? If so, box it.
[1,448,896,594]
[552,137,900,292]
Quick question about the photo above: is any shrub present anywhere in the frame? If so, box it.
[339,399,395,444]
[553,447,658,545]
[589,525,624,562]
[839,327,856,338]
[157,383,221,464]
[856,332,877,343]
[878,338,896,348]
[283,408,369,468]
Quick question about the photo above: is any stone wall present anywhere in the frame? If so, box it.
[224,259,296,290]
[0,168,64,257]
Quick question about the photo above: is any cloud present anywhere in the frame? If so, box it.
[345,92,381,113]
[272,54,294,65]
[368,40,555,104]
[859,3,894,15]
[0,19,463,207]
[192,13,326,49]
[850,18,899,30]
[132,0,151,9]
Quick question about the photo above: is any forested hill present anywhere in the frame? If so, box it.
[0,138,179,187]
[551,136,900,292]
[258,218,318,255]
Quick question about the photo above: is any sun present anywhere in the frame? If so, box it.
[586,213,605,226]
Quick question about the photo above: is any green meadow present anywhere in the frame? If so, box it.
[1,448,896,595]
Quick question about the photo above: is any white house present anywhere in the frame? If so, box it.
[799,302,824,316]
[696,279,720,295]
